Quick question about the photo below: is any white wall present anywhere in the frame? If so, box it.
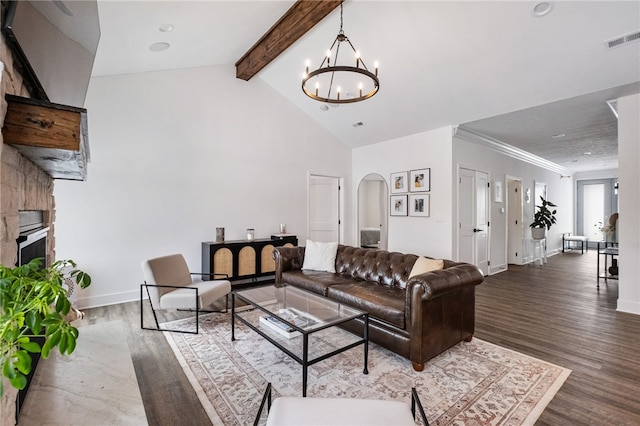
[453,136,574,273]
[617,93,640,315]
[352,126,454,259]
[54,65,352,308]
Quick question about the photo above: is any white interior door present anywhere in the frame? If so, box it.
[308,175,340,242]
[458,167,489,275]
[507,179,524,264]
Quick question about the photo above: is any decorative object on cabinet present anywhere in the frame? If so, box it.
[246,228,255,241]
[202,236,298,283]
[2,95,90,180]
[216,227,225,242]
[409,168,430,192]
[409,194,430,217]
[390,171,408,193]
[390,195,408,216]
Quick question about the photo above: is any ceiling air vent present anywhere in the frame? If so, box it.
[605,30,640,50]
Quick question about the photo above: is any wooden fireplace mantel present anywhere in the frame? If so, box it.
[2,94,89,181]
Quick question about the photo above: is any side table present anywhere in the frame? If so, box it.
[597,241,618,288]
[530,238,547,266]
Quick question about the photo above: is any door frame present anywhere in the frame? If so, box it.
[307,173,344,244]
[506,175,524,265]
[456,164,491,275]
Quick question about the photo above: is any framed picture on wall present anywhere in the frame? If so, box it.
[409,194,430,217]
[390,171,408,193]
[494,181,503,203]
[409,168,430,192]
[390,195,408,216]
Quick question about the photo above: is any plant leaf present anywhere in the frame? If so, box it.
[9,373,27,390]
[58,332,68,355]
[3,357,16,379]
[66,335,77,354]
[20,341,41,353]
[14,350,32,375]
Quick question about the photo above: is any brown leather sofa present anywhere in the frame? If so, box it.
[273,245,484,371]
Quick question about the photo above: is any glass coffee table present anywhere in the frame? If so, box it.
[231,284,369,397]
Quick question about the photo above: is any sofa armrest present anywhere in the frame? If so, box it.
[272,246,306,283]
[407,264,483,303]
[405,263,484,368]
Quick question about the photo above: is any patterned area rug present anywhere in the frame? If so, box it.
[163,313,570,425]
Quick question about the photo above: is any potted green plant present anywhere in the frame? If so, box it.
[529,196,557,239]
[0,258,91,396]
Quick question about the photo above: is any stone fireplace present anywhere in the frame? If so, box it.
[1,34,56,424]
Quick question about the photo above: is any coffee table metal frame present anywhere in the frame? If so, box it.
[231,284,369,397]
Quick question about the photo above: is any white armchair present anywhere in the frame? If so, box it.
[141,253,231,334]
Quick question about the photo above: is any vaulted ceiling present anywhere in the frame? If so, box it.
[91,1,640,174]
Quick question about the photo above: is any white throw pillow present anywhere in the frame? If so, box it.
[302,240,339,273]
[409,256,444,278]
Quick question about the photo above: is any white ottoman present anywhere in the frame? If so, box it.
[255,384,429,426]
[266,397,417,426]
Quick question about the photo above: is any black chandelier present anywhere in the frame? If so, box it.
[301,1,379,104]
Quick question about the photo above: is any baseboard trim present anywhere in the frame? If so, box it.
[77,290,139,310]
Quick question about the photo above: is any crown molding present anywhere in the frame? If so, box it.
[455,126,571,176]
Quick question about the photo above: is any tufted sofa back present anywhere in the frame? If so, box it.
[335,245,421,289]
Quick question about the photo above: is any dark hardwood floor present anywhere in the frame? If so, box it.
[79,251,640,425]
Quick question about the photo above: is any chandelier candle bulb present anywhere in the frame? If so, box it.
[375,61,379,76]
[305,60,310,74]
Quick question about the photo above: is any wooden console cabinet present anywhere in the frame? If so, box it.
[202,235,298,282]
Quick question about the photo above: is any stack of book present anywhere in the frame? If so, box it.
[259,308,318,339]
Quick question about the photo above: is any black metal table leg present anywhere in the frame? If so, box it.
[363,314,369,375]
[231,293,236,341]
[302,333,309,397]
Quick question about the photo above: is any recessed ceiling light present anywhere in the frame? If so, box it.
[584,152,592,155]
[149,42,170,52]
[319,104,329,111]
[552,133,565,139]
[533,2,553,17]
[159,24,174,32]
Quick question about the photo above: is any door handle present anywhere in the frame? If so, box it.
[473,228,481,232]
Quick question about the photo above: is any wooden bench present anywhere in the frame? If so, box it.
[562,233,589,254]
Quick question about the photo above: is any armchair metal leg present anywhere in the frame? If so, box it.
[411,387,429,426]
[140,284,199,334]
[141,284,230,335]
[253,383,272,426]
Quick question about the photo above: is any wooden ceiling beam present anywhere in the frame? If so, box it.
[235,0,342,81]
